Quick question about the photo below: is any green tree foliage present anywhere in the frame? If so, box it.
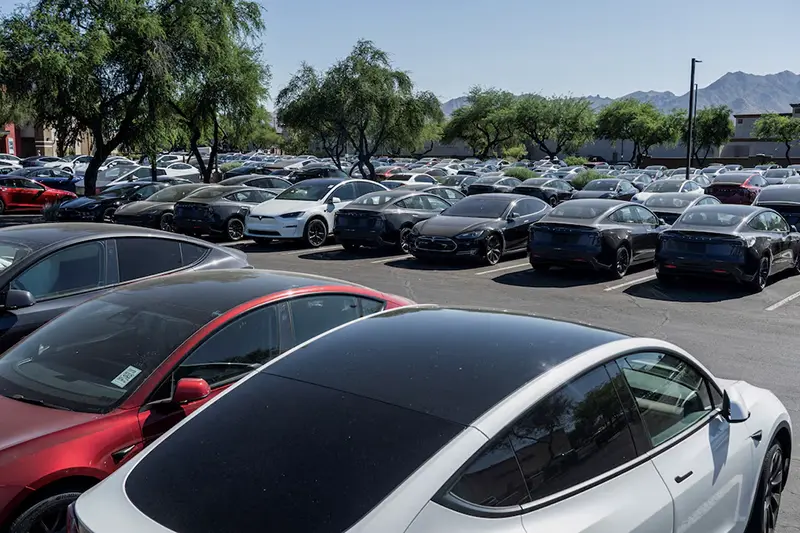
[502,167,536,180]
[0,0,267,194]
[571,169,605,190]
[684,106,734,166]
[442,87,516,159]
[596,99,681,167]
[222,105,280,152]
[752,113,800,164]
[513,96,595,158]
[503,144,528,161]
[564,156,589,166]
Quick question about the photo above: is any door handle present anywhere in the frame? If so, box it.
[674,471,693,483]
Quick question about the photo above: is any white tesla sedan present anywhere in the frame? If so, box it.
[244,178,387,247]
[69,306,790,533]
[632,179,705,203]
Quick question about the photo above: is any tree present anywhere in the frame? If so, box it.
[681,105,734,166]
[513,95,595,158]
[752,114,800,165]
[503,143,528,161]
[596,99,680,167]
[442,87,516,159]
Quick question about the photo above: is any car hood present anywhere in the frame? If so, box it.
[572,190,617,199]
[250,199,322,216]
[60,196,106,209]
[115,201,169,215]
[0,394,99,454]
[632,193,655,203]
[416,215,496,237]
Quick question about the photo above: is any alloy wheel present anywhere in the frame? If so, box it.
[33,506,67,533]
[757,257,770,290]
[102,207,116,223]
[0,199,5,215]
[548,196,558,207]
[306,220,327,247]
[762,447,784,533]
[485,235,502,265]
[399,228,413,253]
[227,218,244,241]
[615,247,630,278]
[160,212,175,232]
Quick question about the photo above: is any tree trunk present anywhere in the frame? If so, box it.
[189,126,210,184]
[786,142,792,165]
[83,148,110,197]
[206,116,220,183]
[150,150,157,182]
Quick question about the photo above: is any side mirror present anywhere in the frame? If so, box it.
[330,197,342,204]
[5,289,36,310]
[658,218,667,226]
[172,377,211,404]
[721,389,750,423]
[791,225,798,233]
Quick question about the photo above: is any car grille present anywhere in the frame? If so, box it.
[415,236,457,251]
[58,209,94,220]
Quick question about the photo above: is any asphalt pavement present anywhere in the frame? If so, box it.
[235,238,800,532]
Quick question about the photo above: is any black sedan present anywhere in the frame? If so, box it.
[218,174,292,192]
[529,199,669,278]
[0,223,249,352]
[398,183,465,203]
[57,182,169,223]
[408,194,551,265]
[754,184,800,227]
[8,167,79,193]
[224,163,283,179]
[571,178,639,200]
[112,184,211,231]
[466,175,522,195]
[655,204,800,291]
[511,177,574,206]
[173,186,275,241]
[334,190,452,252]
[441,174,480,194]
[642,194,720,224]
[619,173,654,191]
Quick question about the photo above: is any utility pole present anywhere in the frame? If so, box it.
[685,58,701,179]
[691,83,698,167]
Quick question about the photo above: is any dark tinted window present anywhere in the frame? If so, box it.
[450,435,530,507]
[116,238,183,282]
[633,206,659,225]
[441,197,510,219]
[288,295,383,349]
[11,242,108,300]
[332,183,358,201]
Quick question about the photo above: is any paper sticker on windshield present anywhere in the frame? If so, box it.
[111,366,142,388]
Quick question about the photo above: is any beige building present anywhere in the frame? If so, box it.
[721,103,800,158]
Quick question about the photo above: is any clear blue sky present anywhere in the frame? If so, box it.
[2,0,797,103]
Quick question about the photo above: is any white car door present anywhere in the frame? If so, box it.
[616,352,755,533]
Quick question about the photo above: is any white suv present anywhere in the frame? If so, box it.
[245,178,387,247]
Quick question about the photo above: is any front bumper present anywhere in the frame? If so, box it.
[245,215,305,240]
[408,234,485,259]
[57,209,101,222]
[113,213,159,228]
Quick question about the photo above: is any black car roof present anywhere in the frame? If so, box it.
[124,306,626,533]
[756,185,800,204]
[292,177,346,186]
[0,223,190,250]
[687,204,761,216]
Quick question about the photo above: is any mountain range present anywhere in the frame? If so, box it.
[441,70,800,116]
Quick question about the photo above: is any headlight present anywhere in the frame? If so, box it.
[742,236,757,247]
[279,211,305,218]
[456,230,485,239]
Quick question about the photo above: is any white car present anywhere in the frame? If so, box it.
[70,306,791,533]
[389,172,439,185]
[283,158,320,171]
[244,178,387,247]
[73,156,135,176]
[0,154,21,165]
[632,179,705,203]
[162,162,200,179]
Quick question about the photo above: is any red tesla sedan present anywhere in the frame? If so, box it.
[0,176,77,214]
[0,269,412,533]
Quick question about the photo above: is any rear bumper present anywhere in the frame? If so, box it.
[334,227,395,247]
[528,244,608,270]
[655,257,753,282]
[174,217,225,235]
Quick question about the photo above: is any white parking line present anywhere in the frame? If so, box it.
[371,255,411,264]
[220,240,253,247]
[604,274,657,292]
[282,245,341,255]
[475,262,530,276]
[765,289,800,311]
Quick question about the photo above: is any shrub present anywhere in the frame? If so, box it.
[502,167,537,180]
[220,162,243,174]
[564,156,589,166]
[571,169,605,190]
[503,144,528,161]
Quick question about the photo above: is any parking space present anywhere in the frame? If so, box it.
[238,238,800,532]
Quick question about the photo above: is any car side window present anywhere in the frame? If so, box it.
[133,168,150,179]
[354,181,382,197]
[179,242,209,264]
[449,365,638,508]
[115,238,185,282]
[332,183,358,201]
[610,206,639,224]
[401,195,427,210]
[22,180,45,190]
[683,181,698,191]
[268,178,290,189]
[251,178,271,189]
[175,303,287,388]
[422,195,451,211]
[416,175,437,184]
[748,213,770,231]
[11,241,108,300]
[768,212,790,232]
[615,352,714,447]
[287,294,384,350]
[516,199,545,216]
[445,188,465,200]
[136,185,159,198]
[633,206,658,225]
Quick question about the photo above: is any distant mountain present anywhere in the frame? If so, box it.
[441,71,800,116]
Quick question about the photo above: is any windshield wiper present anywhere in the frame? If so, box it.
[9,394,73,411]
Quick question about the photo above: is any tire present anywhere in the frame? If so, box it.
[303,218,328,248]
[252,237,272,246]
[610,245,630,279]
[548,196,558,207]
[159,212,175,232]
[9,491,82,533]
[342,243,360,252]
[747,255,770,293]
[226,217,245,241]
[398,227,413,253]
[102,207,116,223]
[0,199,5,215]
[744,441,786,533]
[483,234,503,266]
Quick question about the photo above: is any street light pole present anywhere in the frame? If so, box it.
[686,58,701,179]
[691,83,698,165]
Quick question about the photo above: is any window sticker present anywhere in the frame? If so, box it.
[111,366,143,388]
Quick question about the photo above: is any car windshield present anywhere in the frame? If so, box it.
[441,197,509,218]
[276,182,336,201]
[765,170,792,178]
[147,185,207,202]
[584,180,619,192]
[676,210,743,227]
[645,181,683,193]
[99,184,139,198]
[712,174,750,184]
[644,196,695,209]
[0,241,32,272]
[0,293,216,413]
[351,193,396,206]
[549,204,604,219]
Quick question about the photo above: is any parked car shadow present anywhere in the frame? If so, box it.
[493,267,607,288]
[384,257,481,271]
[298,246,403,261]
[624,277,756,303]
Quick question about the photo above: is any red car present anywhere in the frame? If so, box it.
[705,172,768,205]
[0,176,77,214]
[0,269,412,533]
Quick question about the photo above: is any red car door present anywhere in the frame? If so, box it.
[3,178,28,209]
[21,179,49,209]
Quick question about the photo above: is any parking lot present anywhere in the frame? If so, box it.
[229,238,800,532]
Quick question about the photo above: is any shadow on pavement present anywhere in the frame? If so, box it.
[297,246,402,261]
[493,267,606,288]
[384,257,479,271]
[624,276,755,303]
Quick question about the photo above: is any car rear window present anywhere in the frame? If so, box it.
[675,210,743,227]
[644,196,694,209]
[548,203,605,219]
[711,174,750,185]
[125,373,463,533]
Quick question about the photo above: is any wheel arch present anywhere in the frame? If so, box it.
[2,474,102,529]
[773,421,792,489]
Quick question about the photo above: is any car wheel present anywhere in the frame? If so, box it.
[102,207,116,223]
[483,234,503,265]
[159,212,175,232]
[745,441,786,533]
[226,217,245,241]
[304,218,328,248]
[747,255,770,293]
[9,491,82,533]
[548,196,558,207]
[611,245,630,279]
[398,227,413,253]
[342,243,360,252]
[0,199,5,215]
